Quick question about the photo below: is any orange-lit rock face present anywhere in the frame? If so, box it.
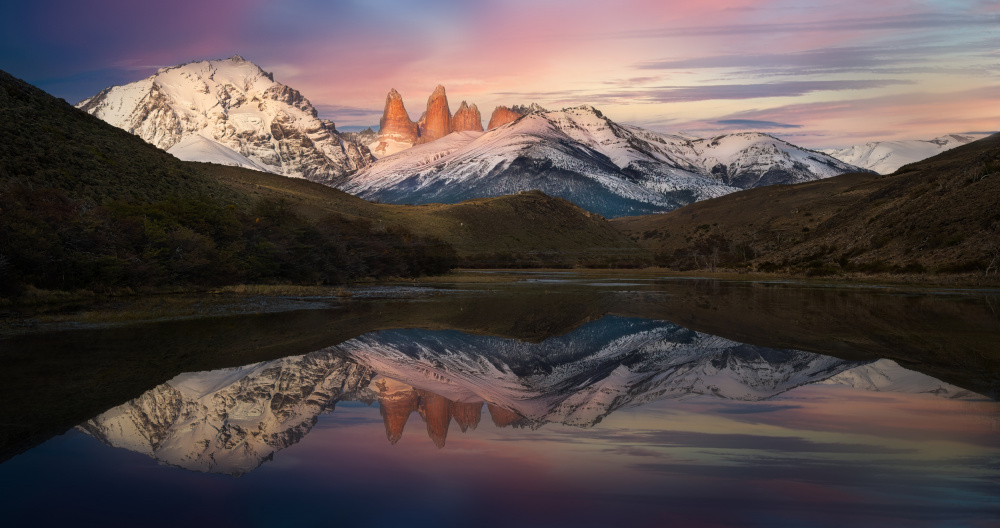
[450,401,483,432]
[487,403,524,428]
[417,85,453,143]
[378,88,418,142]
[378,389,420,445]
[487,106,523,130]
[451,101,483,132]
[417,390,453,448]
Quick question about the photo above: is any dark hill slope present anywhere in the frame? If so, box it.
[0,70,238,205]
[201,163,647,267]
[0,70,453,296]
[613,134,1000,276]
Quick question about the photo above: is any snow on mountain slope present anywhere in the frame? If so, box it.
[822,133,989,174]
[338,317,865,428]
[77,55,373,183]
[340,106,865,218]
[820,359,980,399]
[78,350,375,476]
[167,134,270,172]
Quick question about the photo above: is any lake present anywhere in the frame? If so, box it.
[1,274,998,527]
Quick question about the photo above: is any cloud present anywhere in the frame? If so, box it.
[562,429,914,455]
[714,120,802,129]
[636,39,1000,78]
[620,80,912,103]
[313,104,381,120]
[611,13,1000,39]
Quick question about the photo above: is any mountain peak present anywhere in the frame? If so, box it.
[487,106,524,130]
[417,84,453,143]
[510,102,547,115]
[77,57,373,181]
[451,100,483,132]
[378,87,418,142]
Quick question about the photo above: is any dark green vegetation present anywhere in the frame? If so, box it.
[205,164,648,269]
[0,70,445,298]
[613,134,1000,280]
[0,70,647,300]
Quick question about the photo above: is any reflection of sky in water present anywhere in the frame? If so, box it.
[3,384,997,528]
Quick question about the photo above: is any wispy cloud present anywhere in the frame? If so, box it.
[610,13,1000,40]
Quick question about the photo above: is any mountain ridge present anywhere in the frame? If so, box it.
[346,104,868,218]
[76,55,374,183]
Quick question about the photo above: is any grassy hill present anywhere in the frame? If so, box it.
[0,70,454,297]
[0,69,646,299]
[201,163,648,268]
[613,134,1000,279]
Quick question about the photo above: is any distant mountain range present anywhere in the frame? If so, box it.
[822,133,991,174]
[342,96,868,217]
[77,56,869,218]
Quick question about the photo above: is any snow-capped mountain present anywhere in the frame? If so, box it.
[822,133,990,174]
[819,359,978,399]
[78,316,980,475]
[77,55,373,183]
[79,351,375,476]
[341,317,864,428]
[339,105,866,218]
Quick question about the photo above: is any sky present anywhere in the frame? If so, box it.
[1,0,997,148]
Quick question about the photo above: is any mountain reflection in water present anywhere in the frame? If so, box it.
[77,316,979,477]
[2,279,999,527]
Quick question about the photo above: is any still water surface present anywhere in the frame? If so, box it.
[1,277,998,527]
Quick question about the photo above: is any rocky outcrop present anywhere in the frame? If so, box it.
[487,106,523,130]
[418,390,453,448]
[417,85,453,144]
[451,101,483,132]
[378,89,418,143]
[378,388,420,445]
[487,403,525,428]
[450,401,483,432]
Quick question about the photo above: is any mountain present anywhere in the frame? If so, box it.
[820,359,977,399]
[613,133,1000,277]
[822,133,991,174]
[343,104,866,218]
[205,164,647,267]
[79,349,376,476]
[0,67,458,297]
[343,317,865,430]
[78,315,984,473]
[77,55,373,183]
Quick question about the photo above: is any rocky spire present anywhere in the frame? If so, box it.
[417,85,453,143]
[451,101,483,132]
[418,390,452,448]
[487,403,524,428]
[378,88,418,142]
[487,106,524,130]
[450,401,483,432]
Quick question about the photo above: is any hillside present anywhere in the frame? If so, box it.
[0,69,645,299]
[613,133,1000,277]
[0,70,239,205]
[0,70,452,297]
[202,163,647,268]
